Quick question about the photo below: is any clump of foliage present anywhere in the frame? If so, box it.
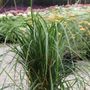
[0,16,26,43]
[0,6,90,90]
[9,13,89,89]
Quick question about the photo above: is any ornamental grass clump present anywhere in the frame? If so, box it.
[8,12,90,90]
[0,6,90,89]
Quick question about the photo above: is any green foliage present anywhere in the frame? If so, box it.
[7,13,89,89]
[0,6,90,90]
[0,16,26,43]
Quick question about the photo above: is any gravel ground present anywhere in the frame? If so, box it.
[0,44,90,90]
[0,44,28,90]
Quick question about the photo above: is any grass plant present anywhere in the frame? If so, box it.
[9,13,90,89]
[0,5,90,90]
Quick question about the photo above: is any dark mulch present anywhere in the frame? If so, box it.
[0,5,48,13]
[0,7,27,13]
[0,4,90,14]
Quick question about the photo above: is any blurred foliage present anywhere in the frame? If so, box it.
[0,0,3,7]
[1,0,90,7]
